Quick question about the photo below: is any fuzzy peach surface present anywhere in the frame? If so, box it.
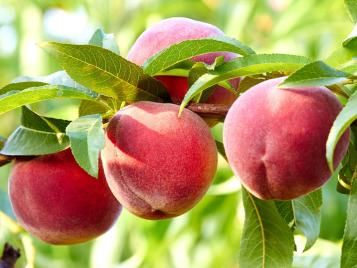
[102,101,218,219]
[9,149,121,245]
[223,77,350,200]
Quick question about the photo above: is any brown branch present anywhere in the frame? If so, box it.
[0,155,13,168]
[186,103,230,119]
[0,243,20,268]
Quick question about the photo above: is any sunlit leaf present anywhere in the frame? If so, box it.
[143,36,256,76]
[0,84,97,116]
[326,91,356,172]
[41,42,168,102]
[345,0,357,23]
[180,53,311,113]
[280,61,351,88]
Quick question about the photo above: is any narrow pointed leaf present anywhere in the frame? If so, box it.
[240,188,294,268]
[41,42,168,102]
[1,108,70,156]
[180,54,311,112]
[0,81,47,95]
[280,61,351,88]
[66,114,105,178]
[0,84,97,116]
[326,91,357,172]
[143,36,256,76]
[341,176,357,268]
[292,190,322,251]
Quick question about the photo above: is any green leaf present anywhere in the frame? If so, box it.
[0,84,97,116]
[275,201,294,226]
[240,188,294,268]
[325,46,357,69]
[326,91,357,173]
[143,36,256,76]
[1,107,70,155]
[343,25,357,50]
[345,0,357,23]
[89,28,120,55]
[41,42,168,102]
[0,81,47,95]
[180,54,311,113]
[78,98,113,117]
[341,176,357,268]
[66,114,105,178]
[12,71,89,91]
[292,190,322,251]
[280,61,351,88]
[276,190,322,251]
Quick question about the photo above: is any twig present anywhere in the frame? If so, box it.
[0,155,13,168]
[0,243,20,268]
[186,103,230,118]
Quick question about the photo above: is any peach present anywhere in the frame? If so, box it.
[9,149,121,245]
[101,101,217,219]
[127,17,239,105]
[223,77,350,200]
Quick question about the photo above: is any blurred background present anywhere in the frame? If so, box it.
[0,0,353,267]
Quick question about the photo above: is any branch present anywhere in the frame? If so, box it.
[0,155,13,168]
[186,103,230,119]
[0,243,20,268]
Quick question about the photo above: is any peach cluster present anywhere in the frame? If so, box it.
[7,17,349,246]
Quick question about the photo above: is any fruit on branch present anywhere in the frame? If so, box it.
[223,77,350,200]
[127,17,239,105]
[9,149,121,245]
[101,101,217,219]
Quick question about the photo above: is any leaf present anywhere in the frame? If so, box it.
[275,190,322,252]
[325,46,357,69]
[0,84,97,116]
[345,0,357,23]
[66,114,105,178]
[240,187,294,268]
[12,70,89,91]
[341,176,357,268]
[275,201,294,226]
[89,28,120,55]
[1,107,70,155]
[343,24,357,50]
[179,54,311,113]
[0,81,47,95]
[326,91,357,173]
[79,98,112,117]
[292,190,322,251]
[41,42,168,102]
[280,61,351,88]
[143,36,256,76]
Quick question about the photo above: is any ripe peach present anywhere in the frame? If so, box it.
[127,17,239,105]
[101,101,217,219]
[9,149,121,245]
[223,77,350,200]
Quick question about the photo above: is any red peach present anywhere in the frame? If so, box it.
[223,77,350,200]
[101,101,217,219]
[9,149,121,244]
